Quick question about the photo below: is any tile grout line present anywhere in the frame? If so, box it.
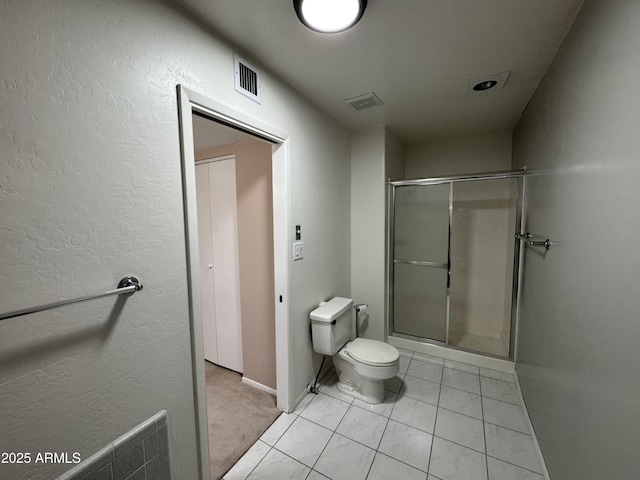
[482,420,534,436]
[309,431,336,476]
[397,385,486,425]
[249,407,316,479]
[372,396,394,450]
[388,364,508,455]
[238,443,272,480]
[306,397,352,477]
[268,444,316,476]
[370,450,432,477]
[265,420,345,478]
[479,371,489,480]
[364,353,419,478]
[239,357,520,480]
[366,362,406,476]
[379,351,437,476]
[425,358,445,476]
[376,417,488,457]
[406,370,493,399]
[305,366,510,460]
[428,393,532,435]
[486,454,545,477]
[513,373,551,480]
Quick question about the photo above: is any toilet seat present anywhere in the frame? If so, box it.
[344,338,399,367]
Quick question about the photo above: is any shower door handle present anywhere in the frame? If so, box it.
[393,259,448,269]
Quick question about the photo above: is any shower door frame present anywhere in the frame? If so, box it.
[387,169,525,359]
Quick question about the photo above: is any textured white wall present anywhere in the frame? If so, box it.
[513,0,640,478]
[404,132,513,178]
[385,129,405,182]
[350,127,403,341]
[0,1,350,478]
[350,127,386,341]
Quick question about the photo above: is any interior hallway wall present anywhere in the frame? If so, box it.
[0,1,350,478]
[195,141,277,391]
[512,0,640,478]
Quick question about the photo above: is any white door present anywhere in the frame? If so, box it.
[196,163,218,364]
[195,157,243,373]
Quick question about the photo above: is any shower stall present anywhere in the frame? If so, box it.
[388,170,524,359]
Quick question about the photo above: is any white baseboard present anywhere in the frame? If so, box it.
[241,376,277,396]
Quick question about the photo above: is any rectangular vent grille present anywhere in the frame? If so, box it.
[234,54,262,104]
[345,92,383,111]
[239,63,258,95]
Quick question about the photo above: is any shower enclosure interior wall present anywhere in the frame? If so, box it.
[388,171,523,359]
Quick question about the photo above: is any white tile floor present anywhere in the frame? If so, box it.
[223,350,546,480]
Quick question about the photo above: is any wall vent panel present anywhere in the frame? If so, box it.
[234,54,262,104]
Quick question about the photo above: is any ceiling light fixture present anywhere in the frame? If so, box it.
[294,0,367,33]
[465,72,510,96]
[473,80,498,91]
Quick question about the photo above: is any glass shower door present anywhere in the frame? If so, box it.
[392,184,450,341]
[448,178,518,357]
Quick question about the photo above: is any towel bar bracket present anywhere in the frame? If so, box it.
[118,276,144,291]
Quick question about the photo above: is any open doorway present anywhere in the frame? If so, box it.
[177,86,292,480]
[192,113,280,478]
[193,113,274,378]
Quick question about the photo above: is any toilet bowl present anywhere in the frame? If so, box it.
[310,297,400,404]
[333,338,399,404]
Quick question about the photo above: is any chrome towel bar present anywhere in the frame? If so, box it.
[0,276,143,322]
[516,233,551,250]
[528,239,551,250]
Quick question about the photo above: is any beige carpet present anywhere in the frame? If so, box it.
[205,361,281,480]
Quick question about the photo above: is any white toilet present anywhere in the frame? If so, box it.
[310,297,399,404]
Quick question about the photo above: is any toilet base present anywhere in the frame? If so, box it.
[336,377,385,404]
[331,341,399,405]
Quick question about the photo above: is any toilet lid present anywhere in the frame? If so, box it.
[345,338,400,367]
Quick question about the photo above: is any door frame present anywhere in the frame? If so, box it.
[177,85,292,480]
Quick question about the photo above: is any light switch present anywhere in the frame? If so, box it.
[293,241,304,260]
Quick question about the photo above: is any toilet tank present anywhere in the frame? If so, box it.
[310,297,354,355]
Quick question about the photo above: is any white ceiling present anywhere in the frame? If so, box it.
[177,0,584,146]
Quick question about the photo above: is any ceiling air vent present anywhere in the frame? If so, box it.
[345,92,383,111]
[234,54,262,104]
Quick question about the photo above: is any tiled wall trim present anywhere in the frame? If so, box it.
[57,411,171,480]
